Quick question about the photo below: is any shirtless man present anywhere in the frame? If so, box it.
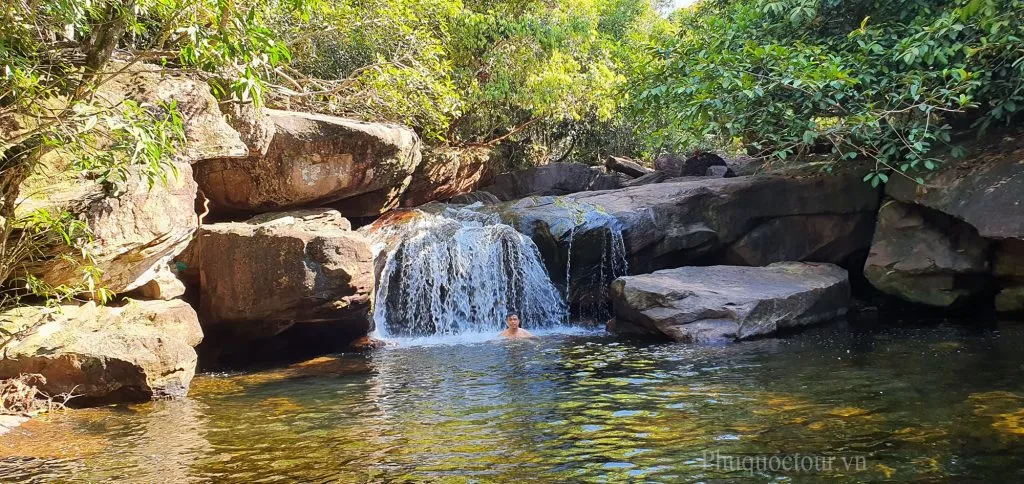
[499,314,535,339]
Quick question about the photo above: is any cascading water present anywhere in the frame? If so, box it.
[497,196,630,320]
[367,206,567,338]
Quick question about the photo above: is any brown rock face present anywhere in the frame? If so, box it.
[128,258,187,300]
[27,162,198,294]
[94,62,248,163]
[0,300,203,404]
[479,162,625,201]
[195,110,422,218]
[864,200,990,307]
[605,155,652,178]
[401,146,494,207]
[196,209,374,339]
[17,63,247,294]
[220,101,276,157]
[609,262,850,343]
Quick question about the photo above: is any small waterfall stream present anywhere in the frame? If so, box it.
[367,206,567,337]
[499,196,630,320]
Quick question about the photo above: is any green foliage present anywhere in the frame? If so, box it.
[633,0,1024,182]
[0,208,110,310]
[275,0,672,156]
[66,100,186,192]
[0,0,297,306]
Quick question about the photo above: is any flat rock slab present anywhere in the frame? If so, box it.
[609,262,850,343]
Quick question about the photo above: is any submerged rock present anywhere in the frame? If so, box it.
[195,110,422,218]
[479,162,624,201]
[0,300,203,404]
[608,262,850,343]
[196,209,373,340]
[347,336,390,351]
[0,416,28,435]
[864,200,990,307]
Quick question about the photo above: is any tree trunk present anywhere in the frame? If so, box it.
[79,1,133,95]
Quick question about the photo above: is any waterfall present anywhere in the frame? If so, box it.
[560,207,629,319]
[498,196,630,320]
[367,206,567,337]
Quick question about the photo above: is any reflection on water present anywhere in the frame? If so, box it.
[3,320,1024,482]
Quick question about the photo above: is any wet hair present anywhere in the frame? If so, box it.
[506,314,519,320]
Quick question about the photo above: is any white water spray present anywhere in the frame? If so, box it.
[368,206,567,337]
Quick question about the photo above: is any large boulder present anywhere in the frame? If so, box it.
[401,146,494,207]
[609,262,850,343]
[996,286,1024,314]
[15,62,248,294]
[21,161,198,294]
[723,214,876,266]
[493,173,879,287]
[479,162,625,201]
[482,172,876,318]
[94,62,249,163]
[0,299,203,404]
[886,137,1023,241]
[864,200,990,307]
[219,100,276,158]
[605,155,652,178]
[196,209,374,340]
[126,256,187,301]
[862,132,1024,311]
[194,110,422,218]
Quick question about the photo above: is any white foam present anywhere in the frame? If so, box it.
[376,325,601,348]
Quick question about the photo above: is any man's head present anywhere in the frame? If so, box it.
[506,314,520,330]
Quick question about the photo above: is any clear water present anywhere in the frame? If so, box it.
[3,319,1024,482]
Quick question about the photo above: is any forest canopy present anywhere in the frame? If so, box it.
[633,0,1024,184]
[5,0,1022,184]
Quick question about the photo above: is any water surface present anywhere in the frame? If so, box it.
[3,319,1024,482]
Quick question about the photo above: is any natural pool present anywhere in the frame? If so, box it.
[3,318,1024,482]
